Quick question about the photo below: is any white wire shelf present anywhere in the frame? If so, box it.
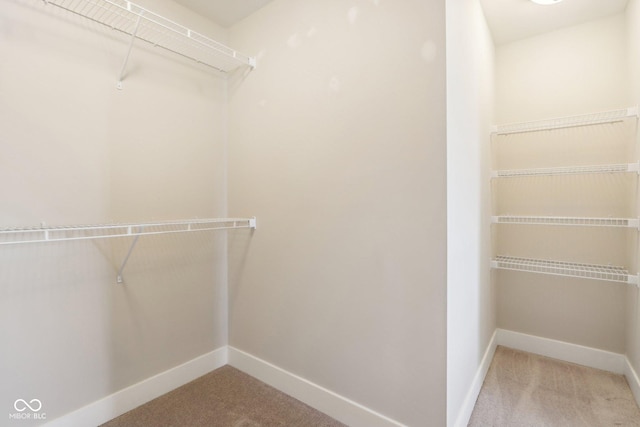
[492,216,639,229]
[491,256,638,285]
[0,217,256,283]
[492,107,639,135]
[491,162,640,178]
[0,217,256,246]
[42,0,255,79]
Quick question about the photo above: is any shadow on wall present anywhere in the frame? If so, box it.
[0,230,227,424]
[227,228,256,324]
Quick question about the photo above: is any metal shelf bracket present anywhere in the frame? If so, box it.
[117,13,142,90]
[116,227,141,284]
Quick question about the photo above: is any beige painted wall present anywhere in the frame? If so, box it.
[496,14,629,124]
[494,13,631,353]
[445,0,495,425]
[227,0,447,425]
[0,0,229,423]
[626,0,640,377]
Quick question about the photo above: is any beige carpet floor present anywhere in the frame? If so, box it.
[469,346,640,427]
[100,365,346,427]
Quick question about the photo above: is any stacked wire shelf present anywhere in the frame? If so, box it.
[491,256,637,285]
[492,216,639,228]
[492,107,638,135]
[491,107,640,286]
[492,162,639,178]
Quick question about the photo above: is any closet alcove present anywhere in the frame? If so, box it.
[3,0,640,426]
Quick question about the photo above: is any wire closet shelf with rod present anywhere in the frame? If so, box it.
[39,0,256,88]
[490,106,640,286]
[0,218,257,284]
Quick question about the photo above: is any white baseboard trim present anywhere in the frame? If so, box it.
[44,347,228,427]
[42,336,637,427]
[453,330,498,427]
[228,346,406,427]
[496,329,625,374]
[625,356,640,408]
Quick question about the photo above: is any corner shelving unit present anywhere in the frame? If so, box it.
[490,107,640,286]
[0,217,257,283]
[41,0,256,87]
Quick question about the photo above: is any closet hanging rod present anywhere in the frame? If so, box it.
[491,162,640,178]
[41,0,256,74]
[492,106,639,135]
[492,216,640,229]
[0,217,257,246]
[491,255,638,286]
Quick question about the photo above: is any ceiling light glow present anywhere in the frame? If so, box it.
[531,0,562,5]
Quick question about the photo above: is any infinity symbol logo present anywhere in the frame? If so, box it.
[14,399,42,412]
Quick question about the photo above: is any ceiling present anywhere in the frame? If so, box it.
[173,0,630,45]
[480,0,630,45]
[172,0,274,28]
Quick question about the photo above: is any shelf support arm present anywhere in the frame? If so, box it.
[117,14,142,90]
[116,229,141,284]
